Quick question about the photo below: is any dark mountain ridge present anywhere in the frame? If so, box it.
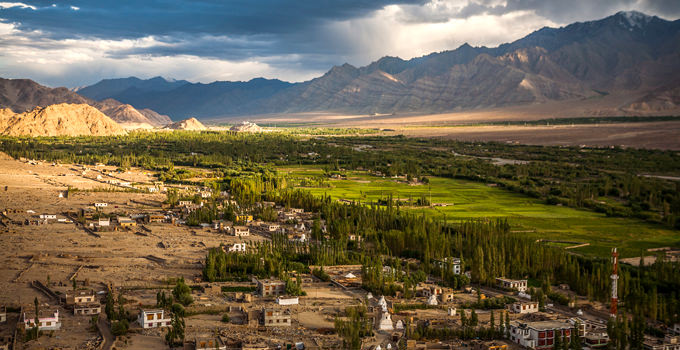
[69,11,680,119]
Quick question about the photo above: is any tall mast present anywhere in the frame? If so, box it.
[610,247,619,318]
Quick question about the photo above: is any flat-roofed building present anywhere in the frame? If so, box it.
[22,308,61,331]
[434,257,462,275]
[509,319,584,350]
[497,277,528,292]
[66,290,96,305]
[137,309,171,329]
[262,308,291,327]
[74,303,101,316]
[511,301,539,314]
[117,216,137,227]
[644,335,680,350]
[232,226,250,237]
[257,279,286,297]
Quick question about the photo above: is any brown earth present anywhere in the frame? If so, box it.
[0,103,126,137]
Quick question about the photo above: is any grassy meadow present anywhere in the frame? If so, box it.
[279,165,680,258]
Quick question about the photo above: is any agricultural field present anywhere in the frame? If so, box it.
[280,165,680,258]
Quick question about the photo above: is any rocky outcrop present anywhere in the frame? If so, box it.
[164,117,207,131]
[0,103,126,136]
[0,78,170,128]
[92,98,171,128]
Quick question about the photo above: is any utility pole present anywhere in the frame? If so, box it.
[610,247,619,318]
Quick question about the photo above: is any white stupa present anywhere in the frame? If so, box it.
[427,294,438,306]
[378,295,387,308]
[378,311,394,331]
[366,292,374,300]
[387,344,392,349]
[395,320,404,330]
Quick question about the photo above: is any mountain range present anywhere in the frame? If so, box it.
[70,11,680,120]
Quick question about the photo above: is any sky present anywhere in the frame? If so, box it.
[0,0,679,88]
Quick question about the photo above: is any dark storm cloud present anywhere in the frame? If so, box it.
[1,0,679,87]
[1,0,427,39]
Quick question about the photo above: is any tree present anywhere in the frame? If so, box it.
[166,311,185,347]
[166,188,179,206]
[570,326,583,350]
[105,291,115,320]
[172,277,193,306]
[554,330,563,350]
[470,309,478,327]
[111,319,129,336]
[504,311,510,338]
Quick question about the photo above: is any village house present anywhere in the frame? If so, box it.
[22,308,61,331]
[0,307,5,323]
[643,335,680,350]
[93,202,108,208]
[232,226,250,237]
[182,203,203,214]
[434,257,462,275]
[146,214,165,223]
[66,290,102,316]
[178,200,193,207]
[257,279,286,297]
[117,216,137,228]
[289,233,308,243]
[509,319,585,350]
[137,309,171,329]
[276,297,299,305]
[419,284,443,298]
[259,222,280,233]
[497,277,528,292]
[583,331,609,350]
[195,337,227,350]
[66,290,96,305]
[236,215,253,223]
[74,303,102,316]
[225,242,247,253]
[39,214,57,220]
[511,301,539,314]
[262,308,291,327]
[279,212,297,221]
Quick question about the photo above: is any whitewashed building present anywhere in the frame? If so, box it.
[22,309,61,331]
[497,277,528,292]
[137,309,171,329]
[511,301,539,314]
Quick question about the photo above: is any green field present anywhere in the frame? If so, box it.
[280,165,680,258]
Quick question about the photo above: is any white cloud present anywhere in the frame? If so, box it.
[0,2,36,10]
[70,5,79,11]
[0,22,322,86]
[321,6,558,66]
